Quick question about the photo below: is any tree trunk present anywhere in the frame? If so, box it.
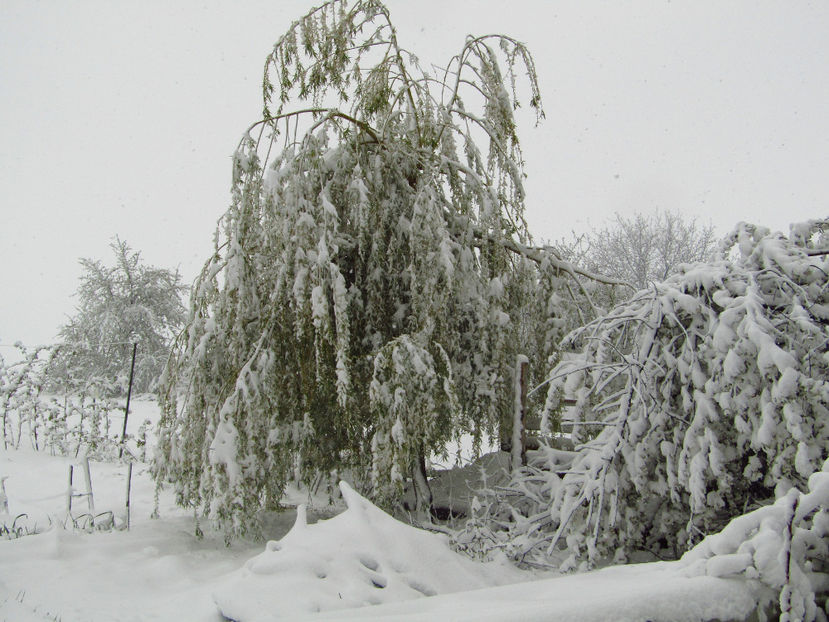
[512,354,529,472]
[412,450,432,517]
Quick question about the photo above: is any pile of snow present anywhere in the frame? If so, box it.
[300,562,764,622]
[213,481,526,621]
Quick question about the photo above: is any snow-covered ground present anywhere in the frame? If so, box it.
[0,397,766,621]
[0,398,262,621]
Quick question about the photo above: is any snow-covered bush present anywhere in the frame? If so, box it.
[467,220,829,575]
[153,0,619,537]
[0,343,51,451]
[0,343,122,458]
[680,457,829,621]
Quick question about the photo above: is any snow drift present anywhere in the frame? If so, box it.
[212,481,525,621]
[215,460,829,621]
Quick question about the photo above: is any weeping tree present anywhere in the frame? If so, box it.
[464,220,829,588]
[154,0,617,536]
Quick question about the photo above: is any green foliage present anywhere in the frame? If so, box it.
[155,0,580,537]
[368,334,459,504]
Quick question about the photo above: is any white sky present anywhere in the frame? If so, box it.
[2,1,828,349]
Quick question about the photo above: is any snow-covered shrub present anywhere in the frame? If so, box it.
[469,220,829,572]
[60,377,121,459]
[0,343,122,459]
[0,343,52,451]
[680,457,829,621]
[136,418,152,462]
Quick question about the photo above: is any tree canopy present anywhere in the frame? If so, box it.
[55,237,186,395]
[154,0,598,535]
[555,209,716,313]
[585,210,716,290]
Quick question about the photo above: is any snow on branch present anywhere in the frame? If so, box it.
[680,458,829,621]
[465,220,829,580]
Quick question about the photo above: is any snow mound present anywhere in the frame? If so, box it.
[213,482,524,621]
[301,562,763,622]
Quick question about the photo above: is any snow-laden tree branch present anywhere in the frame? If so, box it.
[679,457,829,621]
[463,220,829,581]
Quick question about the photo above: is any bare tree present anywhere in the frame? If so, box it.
[582,210,716,289]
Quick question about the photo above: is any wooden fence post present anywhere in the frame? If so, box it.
[511,355,529,472]
[81,457,95,514]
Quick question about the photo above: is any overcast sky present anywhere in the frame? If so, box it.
[2,1,828,350]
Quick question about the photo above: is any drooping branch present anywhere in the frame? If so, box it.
[467,219,829,570]
[243,108,381,151]
[157,0,588,537]
[805,247,829,257]
[469,216,630,288]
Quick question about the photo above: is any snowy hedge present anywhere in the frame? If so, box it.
[466,220,828,581]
